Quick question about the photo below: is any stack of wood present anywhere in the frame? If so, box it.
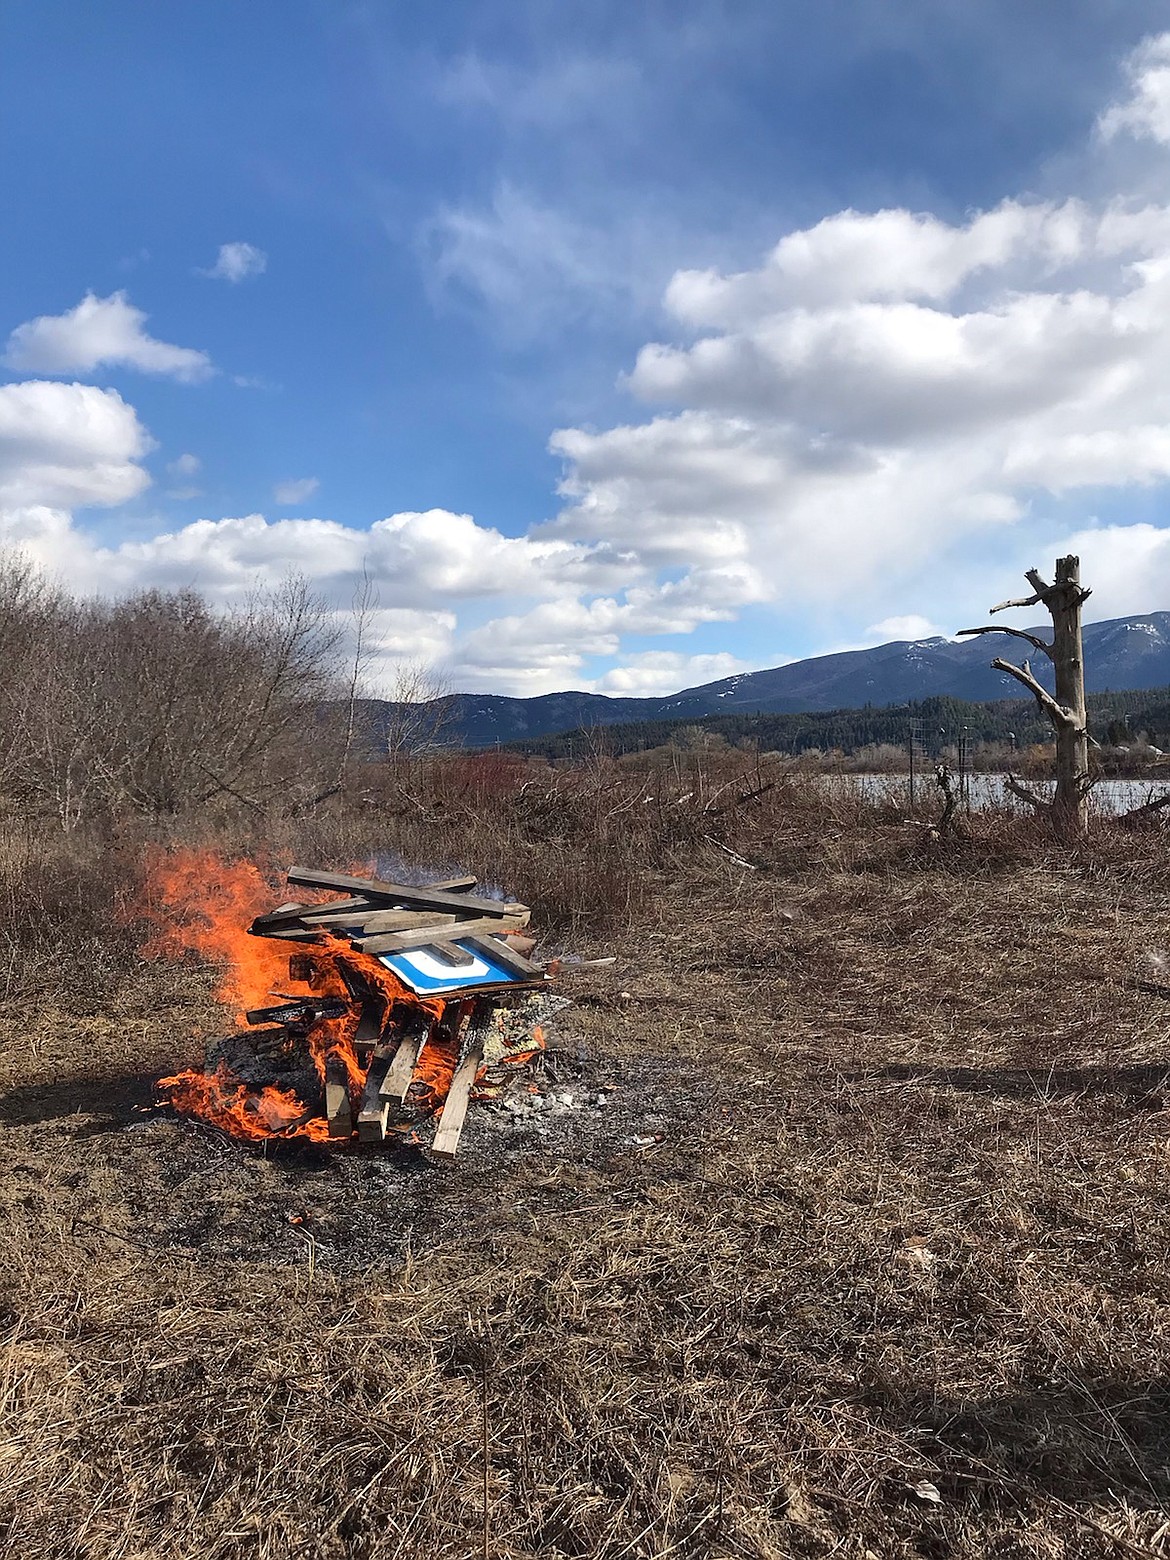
[245,866,550,1158]
[253,865,543,983]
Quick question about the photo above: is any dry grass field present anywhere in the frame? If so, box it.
[3,764,1170,1558]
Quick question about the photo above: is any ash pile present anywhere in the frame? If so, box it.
[160,866,562,1159]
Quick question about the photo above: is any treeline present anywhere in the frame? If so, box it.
[0,555,344,826]
[503,690,1170,762]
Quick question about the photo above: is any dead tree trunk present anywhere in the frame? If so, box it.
[959,555,1091,838]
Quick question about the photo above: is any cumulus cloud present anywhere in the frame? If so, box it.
[1098,32,1170,145]
[864,615,947,643]
[273,477,320,506]
[536,43,1170,642]
[4,292,213,382]
[594,651,752,697]
[0,381,152,509]
[201,242,268,283]
[167,452,201,478]
[0,498,633,693]
[1023,523,1170,621]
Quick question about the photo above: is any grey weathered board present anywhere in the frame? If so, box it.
[298,908,456,933]
[381,1021,430,1102]
[324,1056,353,1138]
[431,1030,487,1160]
[356,913,529,955]
[287,866,525,920]
[463,933,544,979]
[357,1043,395,1142]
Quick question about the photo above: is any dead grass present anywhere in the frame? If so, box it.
[4,771,1170,1556]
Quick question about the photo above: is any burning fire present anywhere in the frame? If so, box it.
[144,848,543,1143]
[140,846,289,1018]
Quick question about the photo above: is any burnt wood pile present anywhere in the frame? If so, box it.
[244,866,550,1158]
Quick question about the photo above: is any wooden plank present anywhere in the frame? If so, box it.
[296,896,384,922]
[357,1043,395,1143]
[425,875,477,892]
[464,933,546,980]
[251,901,311,929]
[287,866,526,920]
[356,913,529,956]
[324,1056,353,1138]
[298,908,457,934]
[429,941,476,968]
[431,1027,487,1161]
[380,1019,431,1102]
[250,926,322,943]
[253,896,383,930]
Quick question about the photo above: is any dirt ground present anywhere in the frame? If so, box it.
[4,814,1170,1558]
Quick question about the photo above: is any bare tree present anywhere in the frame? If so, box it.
[338,564,379,794]
[0,568,345,823]
[382,659,454,766]
[959,555,1091,837]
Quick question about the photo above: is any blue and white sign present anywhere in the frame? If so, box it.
[378,940,522,995]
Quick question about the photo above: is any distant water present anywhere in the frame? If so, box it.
[819,773,1170,815]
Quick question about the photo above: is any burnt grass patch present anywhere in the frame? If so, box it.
[6,790,1170,1557]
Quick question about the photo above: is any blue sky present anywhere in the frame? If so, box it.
[4,2,1170,695]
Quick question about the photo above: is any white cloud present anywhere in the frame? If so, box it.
[537,60,1170,640]
[0,381,152,509]
[594,651,751,697]
[864,615,946,643]
[4,293,213,382]
[201,242,268,283]
[664,200,1098,322]
[1022,523,1170,621]
[1098,32,1170,146]
[424,184,626,328]
[273,477,320,505]
[164,452,203,499]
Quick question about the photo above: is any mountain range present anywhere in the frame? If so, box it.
[373,612,1170,748]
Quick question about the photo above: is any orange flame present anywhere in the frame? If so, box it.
[156,1064,333,1143]
[140,846,290,1019]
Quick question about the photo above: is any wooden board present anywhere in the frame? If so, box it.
[426,875,477,892]
[287,866,526,920]
[357,1043,395,1142]
[324,1056,353,1138]
[429,941,476,968]
[296,897,388,923]
[356,913,529,956]
[431,1029,487,1160]
[380,1021,430,1102]
[298,908,457,934]
[255,895,382,930]
[250,901,311,929]
[464,933,545,980]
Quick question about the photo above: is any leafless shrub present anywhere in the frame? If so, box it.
[0,564,344,825]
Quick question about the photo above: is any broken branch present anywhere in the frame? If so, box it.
[957,624,1053,658]
[1005,775,1052,812]
[991,658,1076,728]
